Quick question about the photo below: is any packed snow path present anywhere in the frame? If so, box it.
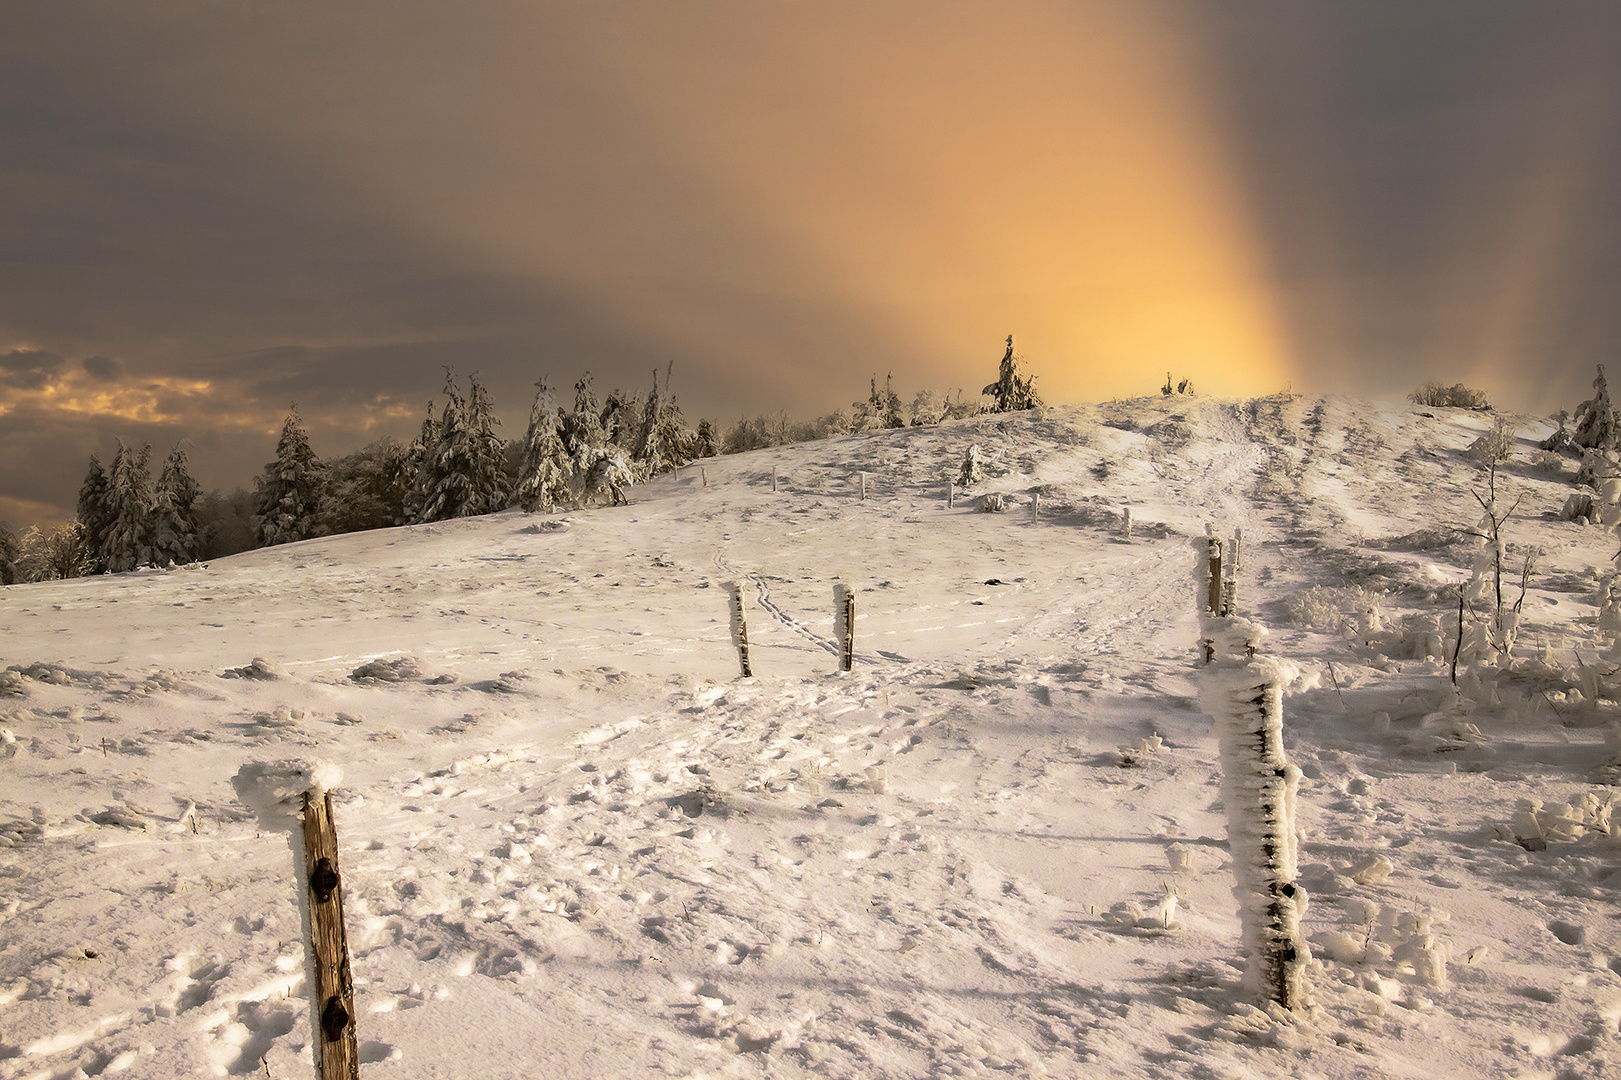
[3,396,1620,1079]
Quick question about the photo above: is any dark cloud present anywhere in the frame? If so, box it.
[1,349,64,390]
[81,355,123,381]
[4,2,1621,529]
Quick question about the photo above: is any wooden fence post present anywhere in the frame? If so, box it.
[947,480,955,508]
[1201,663,1310,1011]
[859,472,867,502]
[302,791,358,1080]
[834,584,855,672]
[701,467,708,487]
[771,468,778,492]
[1031,492,1040,521]
[726,581,753,678]
[1121,506,1132,541]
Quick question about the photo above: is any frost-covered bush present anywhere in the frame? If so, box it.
[980,492,1006,513]
[1409,382,1491,409]
[1279,585,1381,634]
[1465,418,1516,467]
[1532,449,1568,476]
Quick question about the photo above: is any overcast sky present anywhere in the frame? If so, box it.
[4,1,1620,528]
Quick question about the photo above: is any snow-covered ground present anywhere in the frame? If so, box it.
[3,395,1620,1079]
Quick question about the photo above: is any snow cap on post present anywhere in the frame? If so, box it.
[233,759,343,831]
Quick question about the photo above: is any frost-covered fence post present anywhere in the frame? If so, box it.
[232,762,357,1080]
[859,471,867,502]
[771,468,778,493]
[726,581,753,678]
[834,584,856,672]
[701,466,708,487]
[1199,639,1311,1011]
[1031,492,1040,521]
[1223,528,1243,616]
[948,481,955,508]
[1121,506,1132,542]
[1198,528,1225,662]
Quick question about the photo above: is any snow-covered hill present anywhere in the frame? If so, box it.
[3,395,1619,1079]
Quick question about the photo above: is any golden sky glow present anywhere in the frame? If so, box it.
[3,2,1620,526]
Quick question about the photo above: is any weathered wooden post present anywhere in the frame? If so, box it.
[1121,505,1132,541]
[701,466,708,487]
[725,581,753,678]
[947,480,955,508]
[859,472,867,503]
[834,584,856,672]
[303,791,359,1080]
[1031,492,1040,521]
[231,762,357,1080]
[771,468,778,493]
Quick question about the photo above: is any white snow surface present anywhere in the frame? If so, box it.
[3,395,1621,1078]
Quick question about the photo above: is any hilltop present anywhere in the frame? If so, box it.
[2,395,1619,1079]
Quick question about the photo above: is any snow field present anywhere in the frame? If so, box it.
[2,395,1620,1078]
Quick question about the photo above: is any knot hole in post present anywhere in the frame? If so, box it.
[320,994,351,1041]
[310,857,340,903]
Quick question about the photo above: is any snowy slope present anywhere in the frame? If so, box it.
[3,395,1620,1079]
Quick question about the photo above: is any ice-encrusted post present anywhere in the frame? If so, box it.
[1121,506,1132,542]
[859,471,867,502]
[1195,539,1311,1012]
[701,466,708,487]
[1031,492,1040,521]
[834,583,856,672]
[233,762,357,1079]
[1223,528,1243,616]
[771,467,778,493]
[1198,527,1225,662]
[948,480,955,508]
[726,580,753,678]
[1200,644,1311,1011]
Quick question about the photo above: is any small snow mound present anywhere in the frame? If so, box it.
[220,657,289,680]
[232,759,343,831]
[350,657,423,682]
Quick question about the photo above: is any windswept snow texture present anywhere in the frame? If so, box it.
[4,396,1621,1079]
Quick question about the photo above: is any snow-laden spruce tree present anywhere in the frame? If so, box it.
[560,372,608,475]
[402,401,440,524]
[102,440,155,572]
[75,453,117,574]
[983,334,1042,412]
[636,368,694,477]
[0,524,18,585]
[1572,365,1617,451]
[513,378,573,512]
[692,418,718,460]
[150,445,201,566]
[255,408,324,546]
[415,370,508,521]
[958,444,984,486]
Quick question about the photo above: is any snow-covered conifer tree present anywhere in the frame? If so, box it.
[402,401,440,524]
[150,445,201,566]
[417,370,507,521]
[0,524,17,585]
[880,372,905,429]
[513,378,573,512]
[982,334,1042,412]
[692,418,718,460]
[102,440,155,572]
[1573,365,1617,451]
[560,372,608,476]
[255,408,323,546]
[76,453,116,574]
[958,444,984,486]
